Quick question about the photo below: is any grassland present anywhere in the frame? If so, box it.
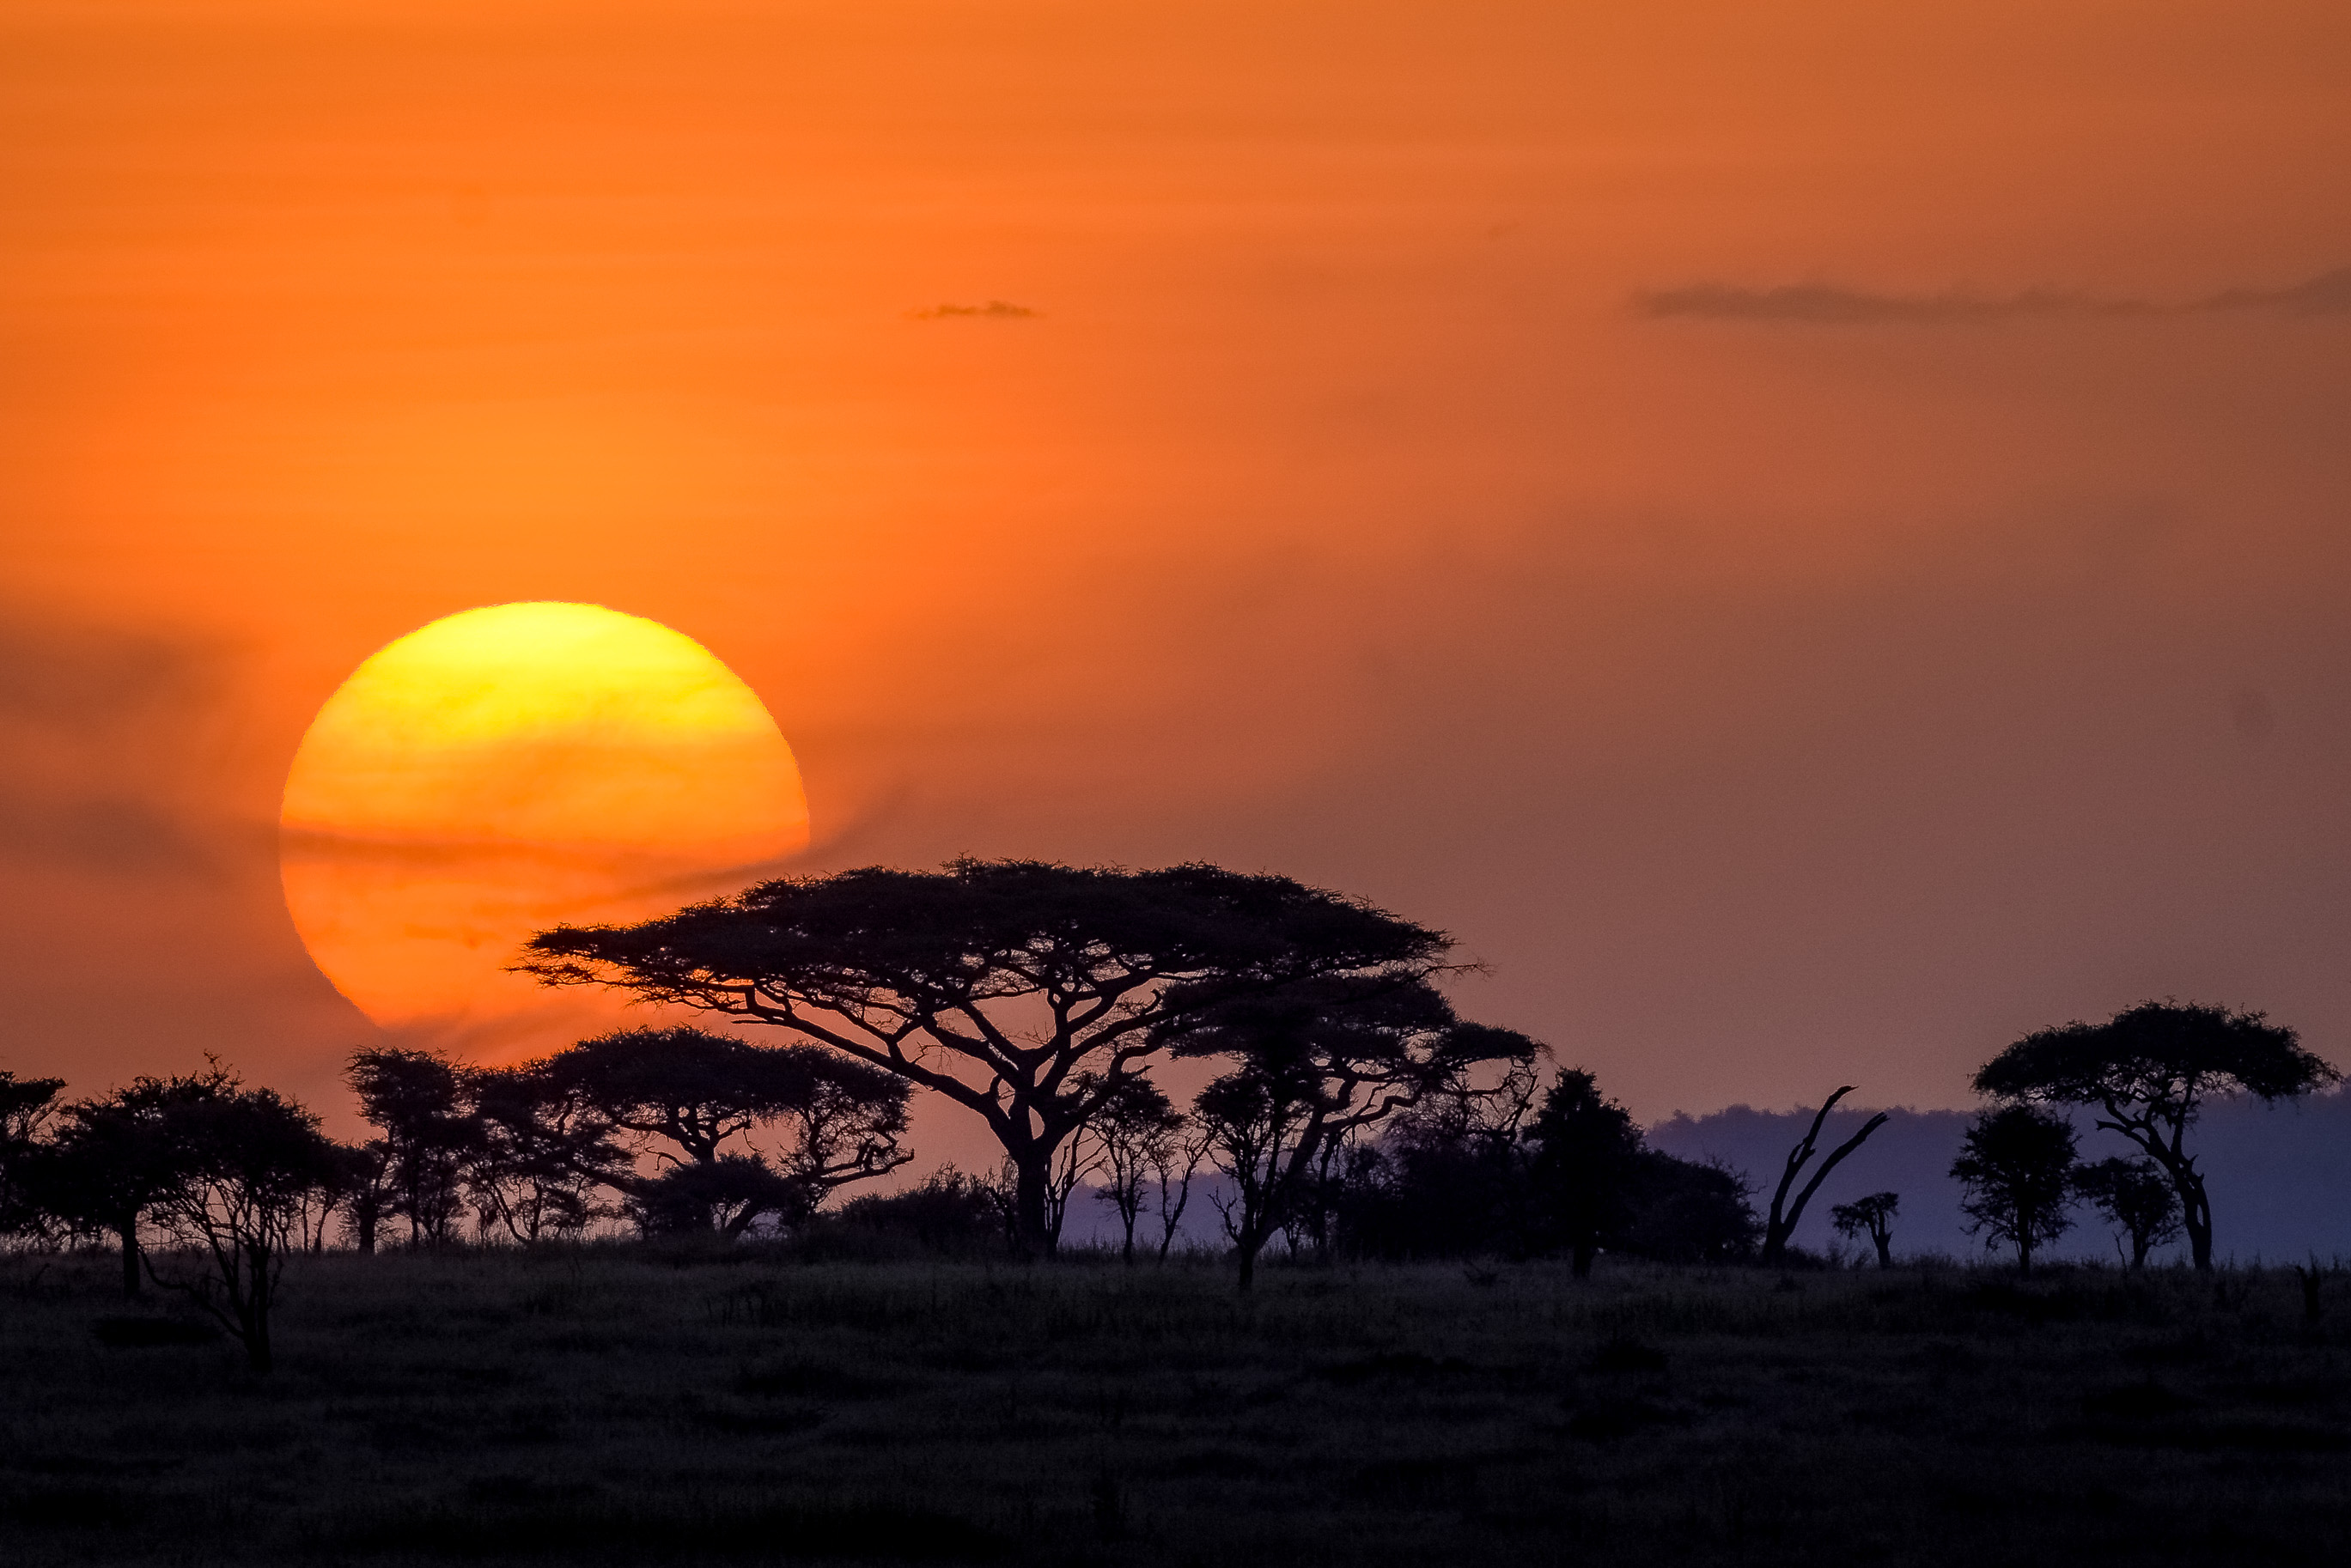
[3,1246,2348,1566]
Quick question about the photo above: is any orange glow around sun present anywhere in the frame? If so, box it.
[279,602,807,1043]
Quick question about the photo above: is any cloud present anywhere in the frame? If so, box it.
[0,611,241,879]
[1633,265,2351,325]
[2196,265,2351,317]
[907,300,1038,320]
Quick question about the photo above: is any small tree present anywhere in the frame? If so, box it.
[142,1070,341,1373]
[488,1027,912,1237]
[1330,1055,1543,1261]
[627,1155,809,1239]
[1830,1191,1900,1268]
[1171,978,1535,1290]
[337,1141,395,1255]
[1974,1000,2336,1269]
[1524,1069,1645,1279]
[466,1067,614,1244]
[1148,1118,1211,1261]
[43,1073,212,1298]
[2072,1158,2181,1268]
[346,1048,478,1247]
[0,1070,65,1241]
[1952,1105,2078,1273]
[1088,1076,1187,1263]
[1762,1087,1889,1266]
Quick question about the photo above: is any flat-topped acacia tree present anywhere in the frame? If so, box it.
[517,859,1451,1251]
[1975,1000,2339,1270]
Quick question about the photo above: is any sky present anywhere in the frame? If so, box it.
[4,0,2349,1161]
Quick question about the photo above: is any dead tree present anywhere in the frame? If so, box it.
[1761,1086,1888,1266]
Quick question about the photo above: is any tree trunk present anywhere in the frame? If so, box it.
[118,1218,141,1300]
[1013,1152,1051,1257]
[1761,1090,1887,1267]
[1235,1233,1260,1291]
[241,1239,273,1374]
[1873,1234,1892,1268]
[2181,1178,2214,1271]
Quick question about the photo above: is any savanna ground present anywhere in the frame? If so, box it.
[3,1246,2348,1567]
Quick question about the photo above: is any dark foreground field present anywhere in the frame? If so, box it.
[3,1249,2348,1567]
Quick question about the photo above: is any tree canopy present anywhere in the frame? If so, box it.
[1974,1000,2336,1268]
[518,858,1452,1249]
[1167,975,1535,1286]
[1952,1104,2078,1273]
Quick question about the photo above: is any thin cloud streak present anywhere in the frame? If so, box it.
[1634,265,2351,325]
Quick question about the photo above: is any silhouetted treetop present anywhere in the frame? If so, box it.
[1975,1000,2336,1108]
[0,1070,64,1239]
[522,860,1447,1005]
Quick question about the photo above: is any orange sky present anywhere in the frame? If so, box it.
[4,1,2349,1154]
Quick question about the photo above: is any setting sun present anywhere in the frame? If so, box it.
[279,602,806,1039]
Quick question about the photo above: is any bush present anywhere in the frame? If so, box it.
[830,1166,1010,1255]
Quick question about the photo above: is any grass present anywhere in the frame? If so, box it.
[3,1247,2348,1565]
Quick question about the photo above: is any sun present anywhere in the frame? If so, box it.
[279,602,807,1043]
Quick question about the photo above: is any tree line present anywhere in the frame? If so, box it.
[2,859,2339,1370]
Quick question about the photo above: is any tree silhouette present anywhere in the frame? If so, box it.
[1148,1116,1211,1261]
[335,1140,395,1255]
[1761,1087,1889,1265]
[1330,1054,1543,1262]
[346,1048,478,1247]
[1829,1191,1900,1268]
[1087,1076,1188,1263]
[1168,976,1535,1289]
[1524,1069,1646,1279]
[1974,1000,2336,1269]
[1623,1152,1760,1264]
[2072,1157,2181,1267]
[490,1027,911,1237]
[1952,1104,2077,1273]
[0,1070,64,1240]
[466,1067,614,1244]
[517,859,1450,1253]
[626,1154,811,1239]
[42,1072,213,1298]
[138,1070,340,1373]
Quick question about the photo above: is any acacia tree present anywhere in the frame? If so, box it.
[42,1072,212,1298]
[346,1048,478,1247]
[1761,1087,1889,1266]
[1952,1104,2078,1273]
[518,860,1451,1252]
[0,1070,65,1240]
[1087,1076,1187,1263]
[466,1067,613,1244]
[1830,1191,1900,1268]
[141,1073,341,1374]
[2073,1158,2182,1268]
[484,1027,911,1237]
[1171,976,1537,1289]
[1974,1000,2337,1270]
